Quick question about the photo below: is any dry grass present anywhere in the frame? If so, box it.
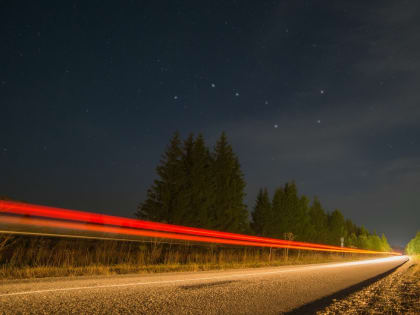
[0,233,377,280]
[412,255,420,283]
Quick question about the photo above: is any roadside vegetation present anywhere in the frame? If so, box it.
[0,132,393,280]
[0,234,377,280]
[406,231,420,255]
[137,132,391,251]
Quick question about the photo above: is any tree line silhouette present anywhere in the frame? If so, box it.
[137,132,391,252]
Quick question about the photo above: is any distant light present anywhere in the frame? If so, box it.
[274,124,278,128]
[173,96,178,100]
[317,120,321,124]
[211,83,216,88]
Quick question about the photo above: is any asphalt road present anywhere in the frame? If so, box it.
[0,256,408,314]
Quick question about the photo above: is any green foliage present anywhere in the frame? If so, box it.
[269,182,309,240]
[136,132,189,224]
[137,131,392,253]
[211,132,249,233]
[250,188,271,236]
[251,186,391,251]
[137,132,248,232]
[181,133,216,228]
[406,231,420,255]
[327,209,346,246]
[270,186,284,238]
[307,197,328,243]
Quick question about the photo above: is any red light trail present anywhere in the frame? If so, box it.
[0,201,399,255]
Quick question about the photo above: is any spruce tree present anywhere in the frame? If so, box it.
[211,132,249,233]
[136,132,188,223]
[406,232,420,255]
[380,233,391,252]
[280,182,301,238]
[327,209,346,246]
[308,196,328,243]
[296,195,311,241]
[181,133,216,228]
[271,186,285,238]
[251,188,271,236]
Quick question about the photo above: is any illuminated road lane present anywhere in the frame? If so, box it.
[0,256,408,314]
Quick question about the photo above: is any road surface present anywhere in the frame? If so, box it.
[0,256,408,314]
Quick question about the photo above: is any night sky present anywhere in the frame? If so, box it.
[1,1,419,247]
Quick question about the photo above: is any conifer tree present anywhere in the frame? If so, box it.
[296,195,311,241]
[406,231,420,254]
[251,188,271,236]
[307,196,328,243]
[281,182,301,237]
[211,132,249,233]
[181,133,216,228]
[271,182,305,239]
[380,233,391,252]
[357,226,370,249]
[327,209,346,246]
[136,132,188,223]
[270,186,285,238]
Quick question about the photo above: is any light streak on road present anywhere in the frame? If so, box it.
[0,256,407,298]
[0,201,400,255]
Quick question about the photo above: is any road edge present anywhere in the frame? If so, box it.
[285,257,409,314]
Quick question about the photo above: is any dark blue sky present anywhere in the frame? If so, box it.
[1,1,419,247]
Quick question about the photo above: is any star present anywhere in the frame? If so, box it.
[235,92,239,96]
[274,124,278,128]
[317,120,321,124]
[173,96,178,100]
[211,83,216,88]
[320,90,325,94]
[265,100,269,105]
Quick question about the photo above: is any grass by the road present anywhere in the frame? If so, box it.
[0,234,383,280]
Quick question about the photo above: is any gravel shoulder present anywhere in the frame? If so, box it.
[317,256,420,314]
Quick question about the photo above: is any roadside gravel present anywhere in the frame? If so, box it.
[317,257,420,314]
